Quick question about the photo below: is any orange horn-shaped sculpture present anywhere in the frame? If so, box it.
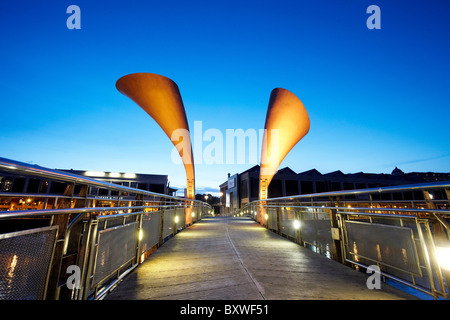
[259,88,310,225]
[116,73,195,206]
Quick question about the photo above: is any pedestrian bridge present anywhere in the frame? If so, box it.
[0,157,449,300]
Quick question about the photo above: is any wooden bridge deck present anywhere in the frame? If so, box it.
[105,216,416,300]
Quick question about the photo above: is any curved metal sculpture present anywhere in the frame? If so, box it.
[116,72,195,205]
[259,88,310,224]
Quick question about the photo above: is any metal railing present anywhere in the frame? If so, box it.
[0,157,212,300]
[243,181,450,299]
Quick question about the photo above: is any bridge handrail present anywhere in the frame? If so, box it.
[0,157,213,301]
[0,204,208,220]
[0,156,203,204]
[250,180,450,203]
[244,181,450,299]
[250,204,450,215]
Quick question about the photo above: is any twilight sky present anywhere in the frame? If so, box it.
[1,0,449,195]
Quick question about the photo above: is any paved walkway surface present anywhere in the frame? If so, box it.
[106,216,417,300]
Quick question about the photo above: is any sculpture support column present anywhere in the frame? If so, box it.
[259,88,310,225]
[116,73,195,225]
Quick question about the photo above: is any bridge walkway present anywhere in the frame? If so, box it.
[105,216,416,300]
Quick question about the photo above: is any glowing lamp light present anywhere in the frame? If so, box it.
[85,171,105,177]
[265,214,269,220]
[138,229,144,241]
[437,247,450,270]
[192,212,195,217]
[109,172,121,178]
[293,220,301,230]
[174,216,179,224]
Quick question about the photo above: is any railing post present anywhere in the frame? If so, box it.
[77,217,95,300]
[423,221,447,297]
[426,189,450,295]
[46,183,75,300]
[183,201,187,228]
[63,184,89,300]
[416,219,438,297]
[159,206,165,246]
[173,205,178,236]
[423,190,436,210]
[82,218,99,300]
[295,200,304,246]
[276,202,281,235]
[329,196,345,265]
[137,212,144,264]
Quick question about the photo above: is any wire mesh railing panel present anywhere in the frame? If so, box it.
[93,222,139,287]
[163,209,176,239]
[140,211,161,254]
[0,227,58,300]
[344,220,421,276]
[300,210,335,258]
[279,208,296,239]
[191,207,198,223]
[267,207,277,231]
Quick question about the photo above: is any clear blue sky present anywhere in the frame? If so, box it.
[1,0,449,194]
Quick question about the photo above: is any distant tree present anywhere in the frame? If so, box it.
[195,193,219,206]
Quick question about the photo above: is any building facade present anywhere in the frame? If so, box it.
[219,165,450,215]
[0,164,175,212]
[59,169,173,196]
